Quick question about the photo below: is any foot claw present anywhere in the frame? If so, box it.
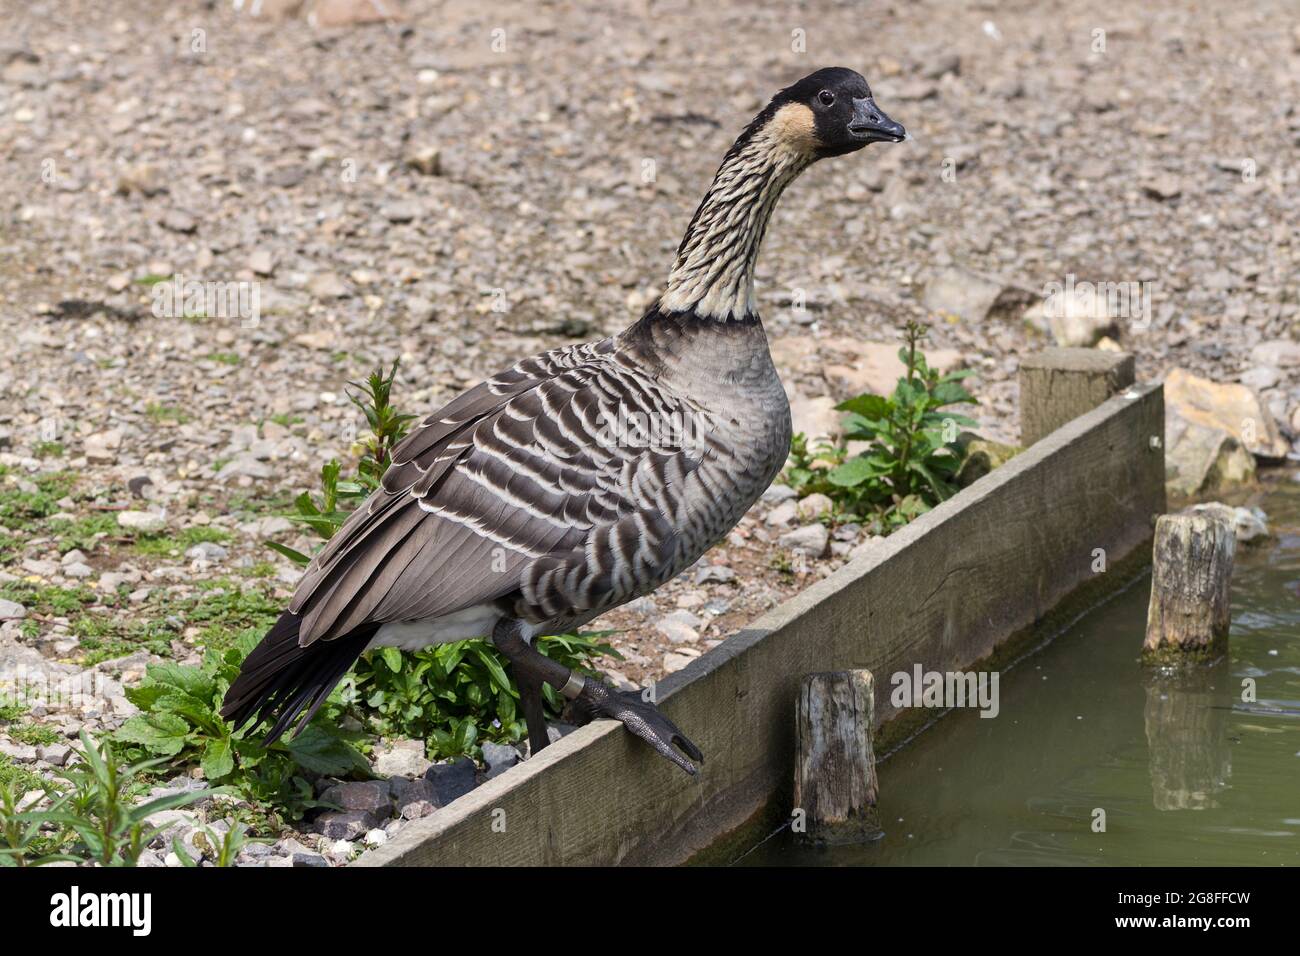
[579,682,703,775]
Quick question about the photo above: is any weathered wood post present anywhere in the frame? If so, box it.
[1019,348,1136,446]
[794,670,880,844]
[1143,512,1235,663]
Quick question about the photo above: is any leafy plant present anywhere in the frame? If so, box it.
[344,632,620,757]
[269,360,414,565]
[0,783,78,867]
[786,321,978,531]
[25,731,210,866]
[112,634,368,822]
[172,821,267,867]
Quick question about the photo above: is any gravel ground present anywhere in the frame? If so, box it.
[0,0,1298,860]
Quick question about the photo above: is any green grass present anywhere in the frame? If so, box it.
[0,698,25,722]
[266,413,304,428]
[0,755,46,795]
[144,403,191,425]
[6,723,58,747]
[68,614,174,666]
[52,513,120,553]
[0,471,78,523]
[182,580,281,650]
[33,441,64,459]
[205,352,241,366]
[132,526,231,558]
[0,583,97,617]
[237,561,276,579]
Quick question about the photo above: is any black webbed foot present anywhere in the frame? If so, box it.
[576,679,703,775]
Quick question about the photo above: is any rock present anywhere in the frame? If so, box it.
[372,738,431,778]
[1165,368,1288,460]
[1142,173,1182,200]
[1165,417,1256,498]
[765,499,799,527]
[315,809,387,841]
[796,493,833,520]
[307,272,349,299]
[116,162,167,197]
[0,741,38,762]
[291,850,329,867]
[216,457,273,480]
[1249,339,1300,368]
[0,599,26,620]
[308,0,405,28]
[656,610,702,643]
[248,249,277,276]
[922,266,1035,323]
[481,741,519,779]
[391,778,439,820]
[693,563,736,585]
[62,562,93,579]
[382,200,421,223]
[1240,366,1280,392]
[363,828,387,847]
[20,558,58,577]
[761,483,796,504]
[160,209,196,234]
[663,649,700,673]
[1185,503,1269,544]
[319,780,391,815]
[185,542,227,562]
[84,429,122,463]
[778,524,830,558]
[406,146,442,176]
[954,433,1020,487]
[424,756,476,805]
[117,510,166,533]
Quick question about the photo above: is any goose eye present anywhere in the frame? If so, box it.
[818,89,835,107]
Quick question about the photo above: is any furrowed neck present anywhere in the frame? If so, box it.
[658,107,816,322]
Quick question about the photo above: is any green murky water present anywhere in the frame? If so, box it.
[742,479,1300,866]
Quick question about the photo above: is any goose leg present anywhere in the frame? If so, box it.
[515,670,551,758]
[491,618,702,775]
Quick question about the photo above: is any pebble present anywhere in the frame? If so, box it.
[481,741,520,779]
[424,757,477,805]
[373,738,432,778]
[185,542,228,562]
[765,500,799,527]
[778,524,831,558]
[693,563,736,585]
[0,599,26,620]
[656,609,703,643]
[117,511,166,533]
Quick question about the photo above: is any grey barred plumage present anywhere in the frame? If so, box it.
[222,67,905,776]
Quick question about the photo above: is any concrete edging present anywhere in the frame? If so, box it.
[357,381,1166,867]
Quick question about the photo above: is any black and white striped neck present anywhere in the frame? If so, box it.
[657,103,820,322]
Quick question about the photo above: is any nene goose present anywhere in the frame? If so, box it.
[223,67,904,775]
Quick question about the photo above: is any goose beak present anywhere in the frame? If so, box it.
[849,96,905,143]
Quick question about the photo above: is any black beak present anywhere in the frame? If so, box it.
[849,96,905,143]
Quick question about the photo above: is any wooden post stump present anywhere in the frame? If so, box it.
[1019,348,1135,446]
[1143,513,1235,663]
[794,670,880,844]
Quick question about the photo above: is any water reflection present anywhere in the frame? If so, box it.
[1142,661,1232,811]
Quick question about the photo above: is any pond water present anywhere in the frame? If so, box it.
[740,479,1300,866]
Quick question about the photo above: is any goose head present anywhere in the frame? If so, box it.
[765,66,906,159]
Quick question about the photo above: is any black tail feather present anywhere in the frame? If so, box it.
[221,611,376,745]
